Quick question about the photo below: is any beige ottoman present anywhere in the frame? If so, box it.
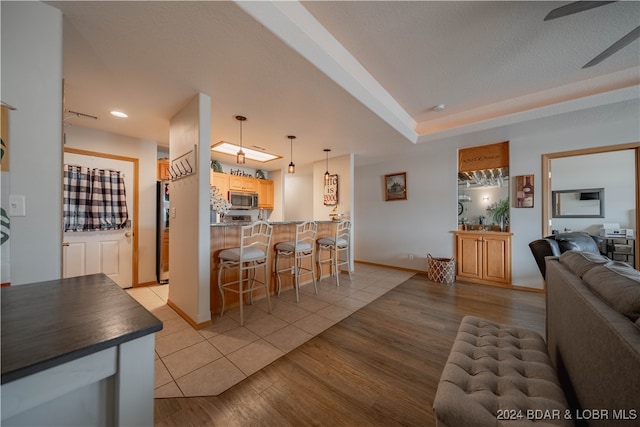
[433,316,571,427]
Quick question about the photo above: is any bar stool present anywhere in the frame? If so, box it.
[274,221,317,302]
[316,219,352,286]
[217,221,273,326]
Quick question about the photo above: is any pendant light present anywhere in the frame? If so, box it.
[287,135,296,174]
[235,115,246,164]
[323,148,331,184]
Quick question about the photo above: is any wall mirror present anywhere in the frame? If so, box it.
[552,188,605,218]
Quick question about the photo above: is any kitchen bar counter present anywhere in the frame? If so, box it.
[210,220,339,314]
[1,274,162,425]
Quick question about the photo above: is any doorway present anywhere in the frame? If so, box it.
[542,142,640,269]
[62,148,139,287]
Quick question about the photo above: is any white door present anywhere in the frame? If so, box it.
[63,152,134,288]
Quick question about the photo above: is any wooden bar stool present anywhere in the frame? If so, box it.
[217,221,273,326]
[274,221,318,302]
[316,219,352,286]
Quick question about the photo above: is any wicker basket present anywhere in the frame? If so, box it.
[427,254,455,284]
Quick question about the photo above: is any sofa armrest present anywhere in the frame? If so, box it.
[529,238,560,278]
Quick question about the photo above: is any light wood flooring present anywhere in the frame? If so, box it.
[154,273,546,426]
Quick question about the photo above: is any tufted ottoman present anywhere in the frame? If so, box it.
[433,316,571,427]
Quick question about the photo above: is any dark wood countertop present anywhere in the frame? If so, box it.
[1,274,163,384]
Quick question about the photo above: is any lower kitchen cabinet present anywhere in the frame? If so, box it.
[454,231,512,286]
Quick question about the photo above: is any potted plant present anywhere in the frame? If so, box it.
[489,198,510,231]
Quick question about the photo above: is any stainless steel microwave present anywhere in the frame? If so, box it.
[229,192,258,210]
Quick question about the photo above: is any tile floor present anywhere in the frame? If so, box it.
[126,264,414,398]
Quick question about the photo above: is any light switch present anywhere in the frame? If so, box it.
[170,207,176,218]
[9,195,26,217]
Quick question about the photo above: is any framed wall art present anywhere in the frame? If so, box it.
[384,172,407,201]
[515,174,534,208]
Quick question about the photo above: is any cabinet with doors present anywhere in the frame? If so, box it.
[228,175,258,193]
[211,171,229,200]
[454,231,512,287]
[257,179,274,209]
[157,159,170,181]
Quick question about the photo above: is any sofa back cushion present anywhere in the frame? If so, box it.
[559,250,610,277]
[583,262,640,322]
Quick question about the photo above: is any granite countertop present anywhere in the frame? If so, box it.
[1,274,163,384]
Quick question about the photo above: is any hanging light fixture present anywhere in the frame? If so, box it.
[235,115,246,164]
[287,135,296,174]
[323,148,331,184]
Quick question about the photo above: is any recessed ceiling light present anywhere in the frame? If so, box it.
[432,104,446,112]
[110,110,128,118]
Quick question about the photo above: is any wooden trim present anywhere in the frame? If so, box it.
[458,141,509,172]
[636,148,640,269]
[354,260,424,274]
[542,142,640,270]
[63,147,140,286]
[167,299,213,330]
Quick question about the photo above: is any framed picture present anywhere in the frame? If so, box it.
[323,174,338,206]
[384,172,407,201]
[515,174,534,208]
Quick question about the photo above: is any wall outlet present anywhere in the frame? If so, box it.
[408,254,415,260]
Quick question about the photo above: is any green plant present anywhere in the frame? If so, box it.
[489,198,510,230]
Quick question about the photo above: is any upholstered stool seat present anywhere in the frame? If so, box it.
[274,221,317,302]
[433,316,570,427]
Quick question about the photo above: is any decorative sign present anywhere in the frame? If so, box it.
[458,141,509,173]
[324,174,338,206]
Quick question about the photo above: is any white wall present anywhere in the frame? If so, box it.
[550,151,635,234]
[64,126,159,285]
[284,171,313,221]
[2,1,63,285]
[355,99,640,289]
[167,93,212,325]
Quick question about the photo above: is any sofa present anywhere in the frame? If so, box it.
[545,251,640,426]
[529,232,603,278]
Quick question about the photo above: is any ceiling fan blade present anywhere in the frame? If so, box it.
[544,1,617,21]
[583,25,640,68]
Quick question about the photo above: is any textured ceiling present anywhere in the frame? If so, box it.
[51,1,640,171]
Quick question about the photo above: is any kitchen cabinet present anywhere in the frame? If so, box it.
[454,231,512,287]
[229,175,257,193]
[257,179,274,209]
[211,171,229,200]
[157,159,170,181]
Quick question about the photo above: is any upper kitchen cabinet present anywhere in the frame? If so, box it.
[211,171,229,200]
[157,159,170,181]
[257,179,274,209]
[229,175,257,193]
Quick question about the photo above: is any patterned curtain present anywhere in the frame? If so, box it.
[64,165,128,231]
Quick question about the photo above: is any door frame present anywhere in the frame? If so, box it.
[63,147,140,286]
[542,142,640,269]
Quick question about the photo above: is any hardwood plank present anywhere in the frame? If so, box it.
[155,274,546,426]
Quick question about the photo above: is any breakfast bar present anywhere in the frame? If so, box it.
[210,220,339,314]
